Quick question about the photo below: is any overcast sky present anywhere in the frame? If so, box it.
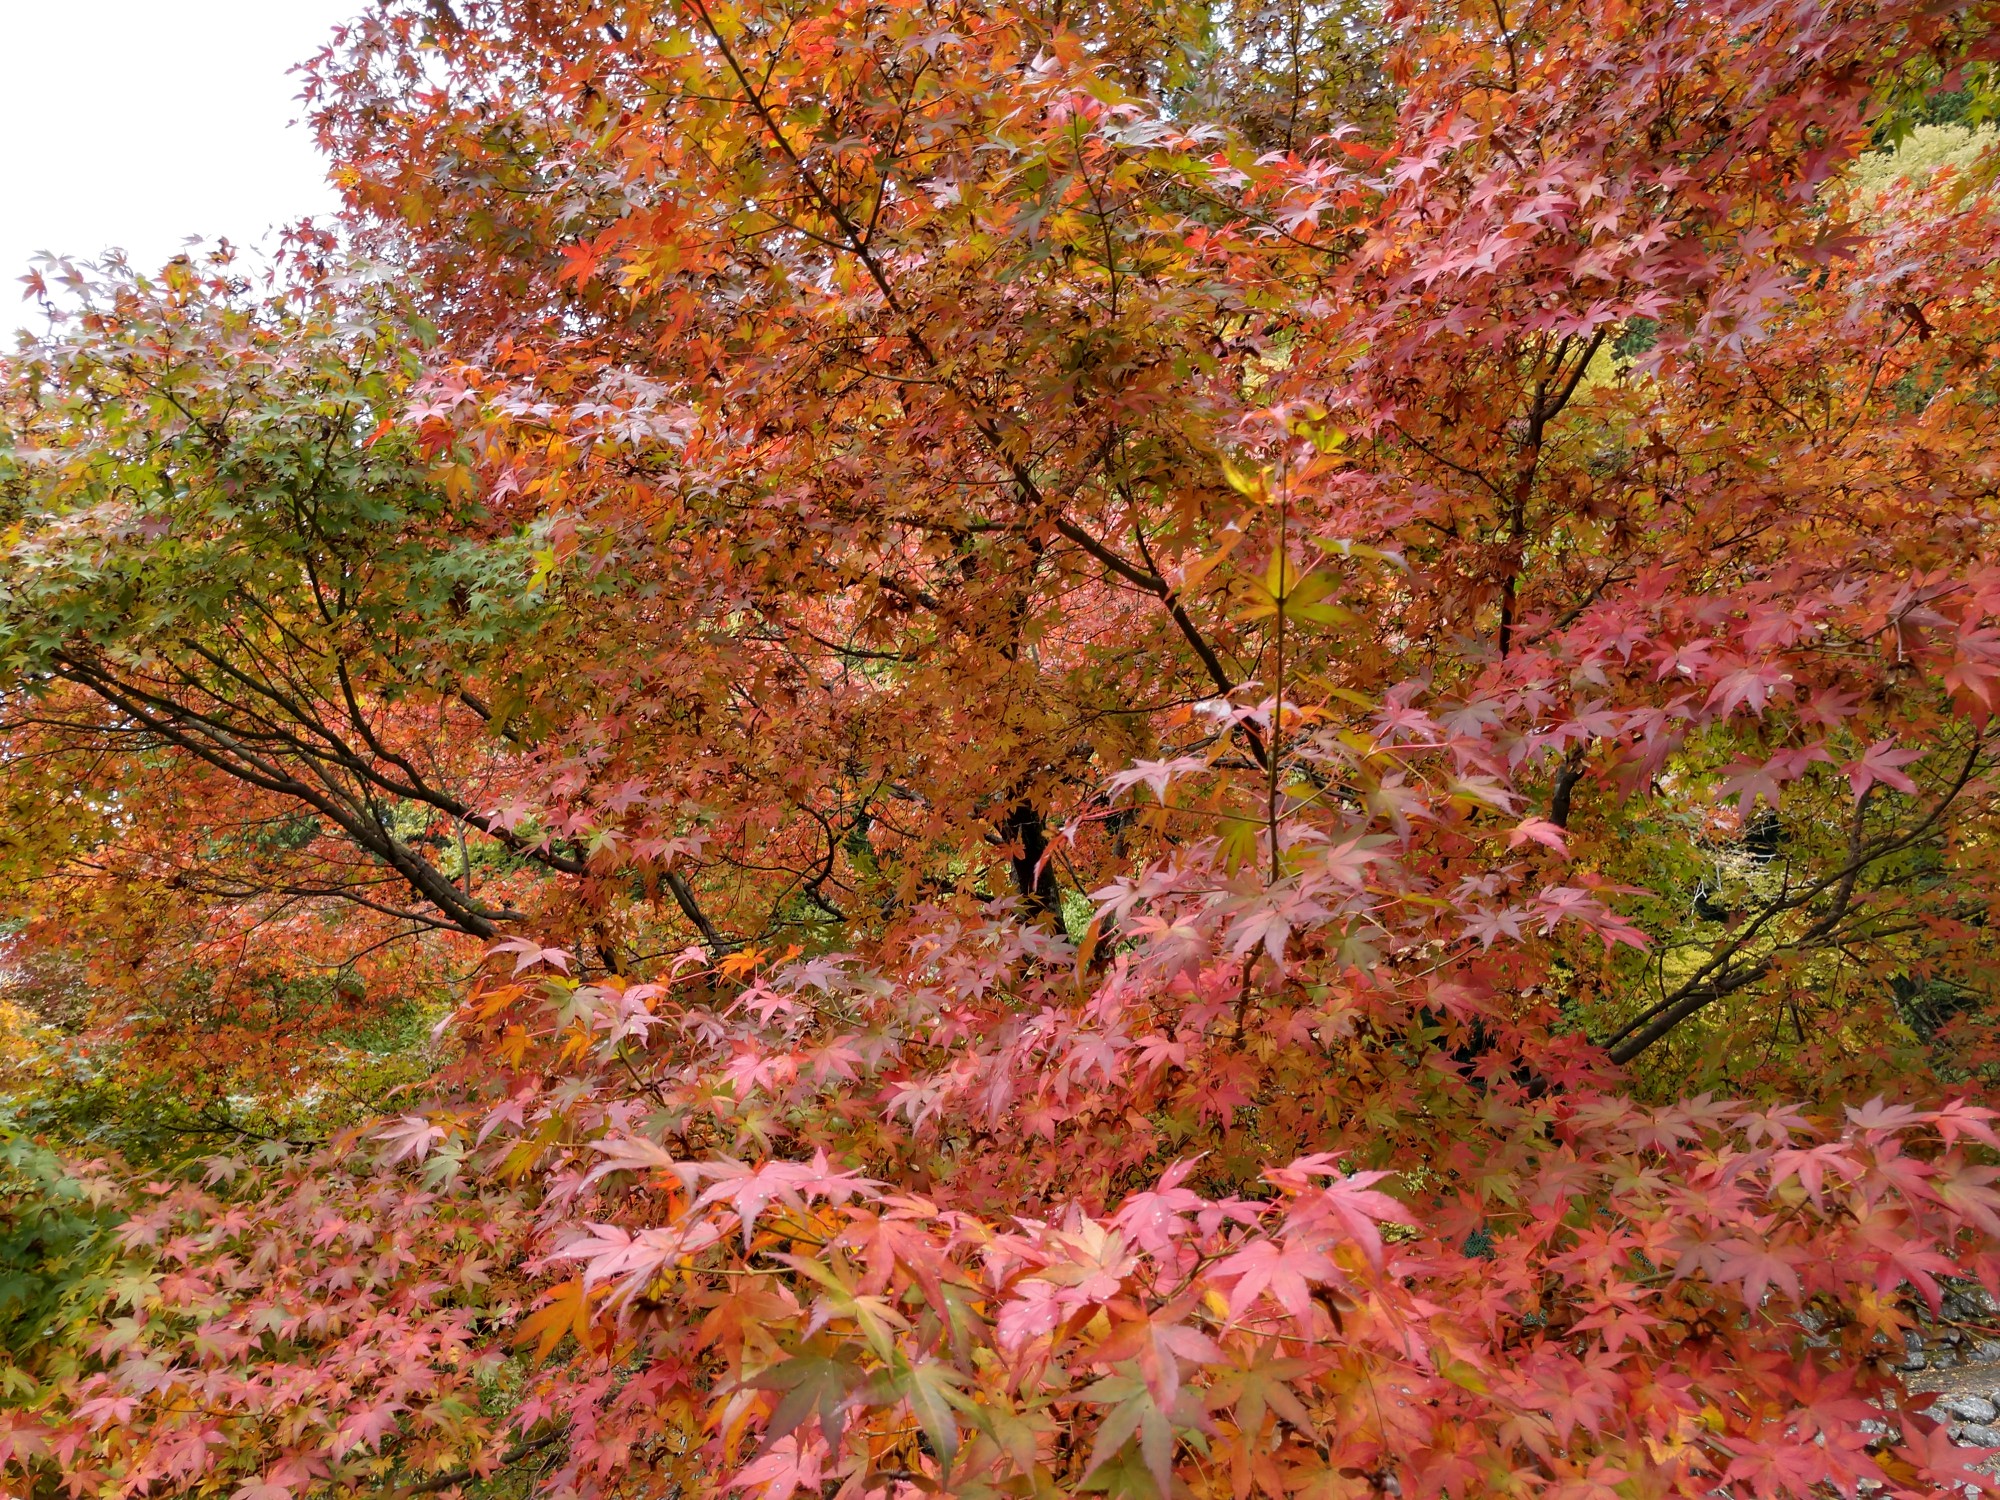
[0,0,359,298]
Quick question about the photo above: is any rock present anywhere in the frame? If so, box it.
[1939,1394,1998,1424]
[1944,1278,1999,1323]
[1898,1331,1927,1371]
[1954,1422,2000,1447]
[1973,1339,2000,1364]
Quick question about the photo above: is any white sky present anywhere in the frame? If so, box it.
[0,0,360,296]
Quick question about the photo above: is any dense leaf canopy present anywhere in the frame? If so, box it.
[6,1,2000,1497]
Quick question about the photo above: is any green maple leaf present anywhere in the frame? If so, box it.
[868,1355,967,1474]
[745,1345,866,1453]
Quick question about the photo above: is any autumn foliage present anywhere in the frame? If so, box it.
[6,0,2000,1496]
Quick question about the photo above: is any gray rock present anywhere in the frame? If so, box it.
[1952,1422,2000,1447]
[1944,1278,2000,1321]
[1898,1330,1927,1371]
[1939,1393,1998,1424]
[1973,1339,2000,1364]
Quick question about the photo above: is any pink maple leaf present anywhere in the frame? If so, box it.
[1842,740,1923,800]
[1508,817,1569,856]
[1211,1237,1337,1322]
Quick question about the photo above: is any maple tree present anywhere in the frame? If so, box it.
[7,0,2000,1496]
